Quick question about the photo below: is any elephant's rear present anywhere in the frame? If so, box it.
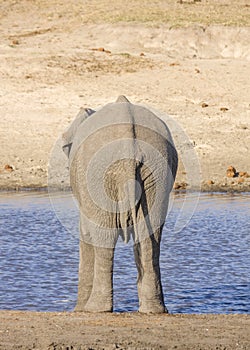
[115,136,175,245]
[69,101,177,247]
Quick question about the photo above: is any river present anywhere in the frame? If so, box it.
[0,191,249,313]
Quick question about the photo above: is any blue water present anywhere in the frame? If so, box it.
[0,191,249,313]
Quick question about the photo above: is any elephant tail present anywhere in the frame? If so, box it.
[119,163,140,244]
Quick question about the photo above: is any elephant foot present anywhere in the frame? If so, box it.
[74,301,112,313]
[139,300,167,314]
[74,303,87,312]
[84,292,113,313]
[74,293,92,312]
[84,302,112,313]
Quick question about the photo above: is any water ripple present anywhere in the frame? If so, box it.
[0,192,249,313]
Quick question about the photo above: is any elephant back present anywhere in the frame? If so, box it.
[69,101,177,247]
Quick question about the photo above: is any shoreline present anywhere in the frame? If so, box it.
[0,184,250,194]
[0,310,249,350]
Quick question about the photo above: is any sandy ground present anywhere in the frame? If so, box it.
[0,1,249,191]
[0,1,250,349]
[0,311,249,350]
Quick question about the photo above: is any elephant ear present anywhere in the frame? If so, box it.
[62,107,95,158]
[116,95,130,103]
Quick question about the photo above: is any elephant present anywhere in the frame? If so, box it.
[62,96,178,313]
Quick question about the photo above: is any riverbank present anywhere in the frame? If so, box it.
[0,1,249,192]
[0,311,249,350]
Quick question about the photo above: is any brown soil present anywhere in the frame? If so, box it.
[0,311,249,350]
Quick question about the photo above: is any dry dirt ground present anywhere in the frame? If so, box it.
[0,311,249,350]
[0,1,250,349]
[0,0,250,191]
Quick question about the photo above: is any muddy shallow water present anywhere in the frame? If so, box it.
[0,191,249,314]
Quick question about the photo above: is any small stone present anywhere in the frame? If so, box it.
[12,39,20,45]
[220,107,229,112]
[226,166,237,178]
[238,177,244,184]
[140,52,145,56]
[195,68,200,73]
[201,102,209,108]
[239,171,248,178]
[239,124,248,130]
[174,182,187,190]
[91,47,111,54]
[207,180,214,185]
[4,164,14,172]
[173,182,180,190]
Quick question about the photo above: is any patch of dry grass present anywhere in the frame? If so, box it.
[46,53,155,77]
[1,0,250,27]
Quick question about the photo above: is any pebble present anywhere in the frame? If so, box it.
[4,164,14,172]
[226,166,236,178]
[201,102,209,108]
[173,182,187,190]
[207,180,214,185]
[239,171,249,178]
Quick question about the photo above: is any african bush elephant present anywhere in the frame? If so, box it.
[62,96,178,313]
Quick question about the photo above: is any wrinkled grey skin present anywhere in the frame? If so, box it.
[62,96,178,313]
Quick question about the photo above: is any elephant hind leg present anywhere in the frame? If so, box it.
[133,228,166,314]
[74,240,94,312]
[84,246,115,312]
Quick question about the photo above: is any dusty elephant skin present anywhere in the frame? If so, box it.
[62,96,178,313]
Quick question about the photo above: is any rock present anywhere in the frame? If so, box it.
[226,166,237,178]
[201,102,209,108]
[173,182,180,190]
[207,180,214,185]
[220,107,229,112]
[11,39,20,46]
[174,182,187,190]
[239,124,248,130]
[238,177,244,184]
[91,47,111,54]
[239,171,249,178]
[4,164,14,172]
